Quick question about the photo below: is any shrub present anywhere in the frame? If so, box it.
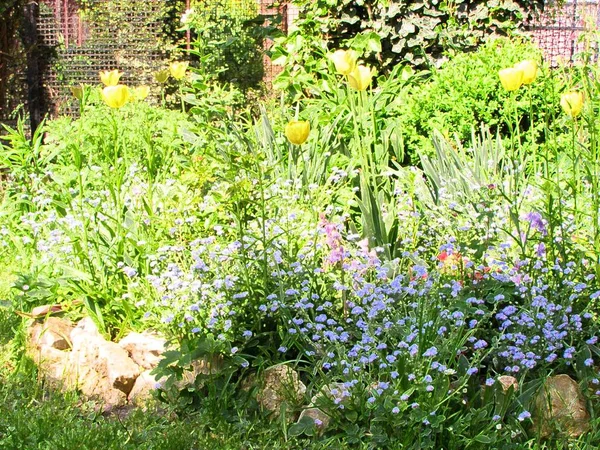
[396,38,564,161]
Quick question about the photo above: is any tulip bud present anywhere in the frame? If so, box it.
[560,91,584,117]
[513,60,538,85]
[154,69,170,84]
[133,85,150,101]
[102,85,130,108]
[348,65,373,91]
[330,50,356,76]
[498,68,524,91]
[169,61,189,80]
[70,84,84,100]
[99,69,123,87]
[285,121,310,145]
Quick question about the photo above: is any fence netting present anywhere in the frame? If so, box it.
[1,0,599,127]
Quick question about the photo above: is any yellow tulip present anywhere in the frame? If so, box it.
[133,85,150,100]
[99,69,123,87]
[560,91,584,117]
[330,49,356,76]
[498,67,524,91]
[348,65,373,91]
[70,84,84,100]
[169,61,189,80]
[285,121,310,145]
[513,60,538,85]
[102,85,129,108]
[154,69,170,84]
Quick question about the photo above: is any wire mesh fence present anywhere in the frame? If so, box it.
[529,0,600,65]
[1,0,600,129]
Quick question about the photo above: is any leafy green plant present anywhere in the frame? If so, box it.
[181,0,275,92]
[270,0,543,104]
[397,38,562,161]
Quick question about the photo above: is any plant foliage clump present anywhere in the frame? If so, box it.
[285,0,544,71]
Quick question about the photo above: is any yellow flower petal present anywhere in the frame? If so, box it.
[99,69,123,87]
[498,67,524,91]
[102,85,130,108]
[70,84,84,100]
[133,85,150,101]
[285,120,310,145]
[330,49,356,76]
[513,60,538,85]
[169,61,189,80]
[560,91,584,117]
[348,65,373,91]
[154,69,170,84]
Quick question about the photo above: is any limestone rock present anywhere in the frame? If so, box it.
[298,407,330,432]
[498,375,519,393]
[28,317,74,352]
[256,365,306,417]
[534,374,590,438]
[71,329,141,395]
[70,316,101,339]
[119,331,167,370]
[128,370,161,407]
[73,363,128,410]
[310,382,347,407]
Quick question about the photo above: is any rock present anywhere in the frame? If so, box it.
[128,370,161,407]
[70,316,101,339]
[256,365,306,417]
[534,374,590,438]
[71,330,141,395]
[32,346,73,389]
[67,317,142,407]
[119,331,167,370]
[310,382,347,407]
[298,407,330,432]
[72,364,128,411]
[498,375,519,393]
[28,317,74,352]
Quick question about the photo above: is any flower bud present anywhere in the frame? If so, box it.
[330,49,356,76]
[285,120,310,145]
[99,69,123,87]
[348,65,373,91]
[498,68,524,91]
[560,91,584,117]
[102,84,129,108]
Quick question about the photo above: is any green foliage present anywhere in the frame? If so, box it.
[181,0,275,92]
[295,0,542,68]
[271,0,543,101]
[398,38,559,160]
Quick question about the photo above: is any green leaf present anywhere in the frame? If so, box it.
[473,435,494,444]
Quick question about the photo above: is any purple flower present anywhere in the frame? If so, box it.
[518,411,531,421]
[585,358,594,367]
[392,406,400,414]
[525,212,547,235]
[473,339,488,350]
[423,346,438,358]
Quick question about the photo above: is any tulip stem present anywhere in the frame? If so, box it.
[179,85,186,114]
